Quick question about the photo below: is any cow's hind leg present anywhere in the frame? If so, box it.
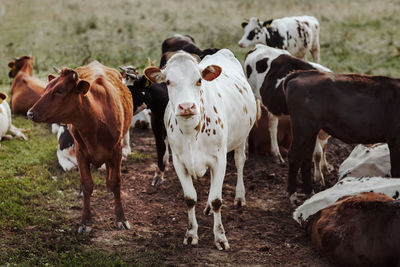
[288,122,319,205]
[205,152,230,250]
[268,112,284,163]
[108,147,130,230]
[234,141,246,207]
[76,150,94,233]
[313,138,325,187]
[173,154,198,246]
[121,131,131,160]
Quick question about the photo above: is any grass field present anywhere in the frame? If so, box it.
[0,0,399,265]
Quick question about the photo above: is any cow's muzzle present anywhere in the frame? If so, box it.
[177,102,197,116]
[27,110,34,120]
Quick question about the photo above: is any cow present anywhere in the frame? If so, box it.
[8,56,46,115]
[239,16,320,62]
[27,61,133,232]
[248,104,292,157]
[120,64,170,186]
[245,44,332,198]
[339,143,390,180]
[293,176,400,225]
[144,49,257,250]
[305,192,400,267]
[56,125,77,171]
[284,70,400,203]
[120,65,151,129]
[160,34,219,68]
[0,92,27,142]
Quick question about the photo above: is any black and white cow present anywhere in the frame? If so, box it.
[126,74,170,186]
[245,44,332,199]
[145,49,257,250]
[239,16,320,62]
[56,125,77,171]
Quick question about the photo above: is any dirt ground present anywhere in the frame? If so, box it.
[67,128,354,266]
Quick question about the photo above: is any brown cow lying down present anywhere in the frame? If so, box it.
[28,61,133,232]
[248,104,292,157]
[306,192,400,267]
[8,56,45,115]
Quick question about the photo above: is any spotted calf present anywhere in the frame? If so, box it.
[245,44,332,200]
[239,16,320,62]
[145,49,257,250]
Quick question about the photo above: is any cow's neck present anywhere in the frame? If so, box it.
[20,63,33,76]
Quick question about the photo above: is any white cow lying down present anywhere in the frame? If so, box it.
[293,176,400,225]
[338,143,390,180]
[0,92,27,143]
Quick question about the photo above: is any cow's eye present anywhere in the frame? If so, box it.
[55,88,65,95]
[166,80,170,86]
[196,78,202,86]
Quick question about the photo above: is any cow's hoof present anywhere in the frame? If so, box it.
[215,237,230,251]
[203,204,212,216]
[272,154,285,165]
[117,221,131,230]
[289,192,301,207]
[151,175,164,187]
[183,233,199,246]
[77,224,92,234]
[234,197,246,207]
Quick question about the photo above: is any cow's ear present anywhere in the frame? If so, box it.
[241,22,248,28]
[263,19,273,28]
[8,61,15,69]
[48,74,57,82]
[0,92,8,101]
[76,80,90,95]
[201,65,222,81]
[144,67,166,84]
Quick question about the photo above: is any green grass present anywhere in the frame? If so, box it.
[0,0,399,265]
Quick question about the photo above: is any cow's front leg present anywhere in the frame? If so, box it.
[173,154,198,246]
[108,147,130,230]
[204,154,230,250]
[76,149,94,233]
[268,112,284,164]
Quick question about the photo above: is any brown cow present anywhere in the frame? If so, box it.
[8,56,45,115]
[306,192,400,267]
[27,61,133,232]
[248,104,292,157]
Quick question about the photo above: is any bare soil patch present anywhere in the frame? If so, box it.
[67,128,353,266]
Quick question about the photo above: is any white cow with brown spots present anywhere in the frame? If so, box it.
[145,49,257,250]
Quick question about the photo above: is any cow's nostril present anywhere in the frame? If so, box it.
[27,110,34,120]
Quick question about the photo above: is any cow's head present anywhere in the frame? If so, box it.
[144,52,221,122]
[238,18,272,47]
[27,68,90,123]
[127,74,153,114]
[119,65,139,86]
[8,56,34,78]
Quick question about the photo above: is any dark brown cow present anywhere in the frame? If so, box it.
[306,192,400,267]
[160,34,219,68]
[8,56,45,115]
[248,104,292,157]
[284,70,400,199]
[27,61,133,232]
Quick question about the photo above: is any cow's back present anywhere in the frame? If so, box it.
[200,49,257,150]
[77,61,133,138]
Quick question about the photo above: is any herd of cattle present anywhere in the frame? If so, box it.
[2,15,400,266]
